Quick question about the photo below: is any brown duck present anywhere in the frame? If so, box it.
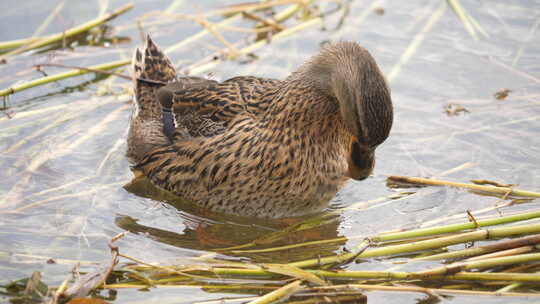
[127,36,393,218]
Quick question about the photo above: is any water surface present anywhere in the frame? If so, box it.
[1,1,539,303]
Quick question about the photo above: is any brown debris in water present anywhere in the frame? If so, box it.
[374,7,385,15]
[494,88,512,100]
[444,102,469,116]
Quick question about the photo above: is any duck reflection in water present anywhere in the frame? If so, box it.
[121,176,343,263]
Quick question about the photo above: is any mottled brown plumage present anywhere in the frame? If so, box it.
[127,36,393,218]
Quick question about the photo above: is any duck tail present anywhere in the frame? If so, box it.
[127,35,176,164]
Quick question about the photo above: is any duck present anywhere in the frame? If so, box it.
[126,36,393,219]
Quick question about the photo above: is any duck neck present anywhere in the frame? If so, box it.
[260,79,351,161]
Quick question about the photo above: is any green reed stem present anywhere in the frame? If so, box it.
[372,223,540,258]
[313,270,540,282]
[375,209,540,241]
[414,234,540,261]
[205,222,540,278]
[0,59,129,97]
[313,284,540,297]
[0,37,41,51]
[247,280,302,304]
[417,253,540,276]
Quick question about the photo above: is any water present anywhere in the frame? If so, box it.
[1,0,539,303]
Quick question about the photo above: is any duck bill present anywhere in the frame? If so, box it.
[346,138,375,180]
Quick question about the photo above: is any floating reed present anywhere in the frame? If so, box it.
[0,3,133,56]
[51,207,540,302]
[0,59,130,97]
[388,175,540,198]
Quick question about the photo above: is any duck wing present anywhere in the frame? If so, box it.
[157,76,281,141]
[222,76,281,117]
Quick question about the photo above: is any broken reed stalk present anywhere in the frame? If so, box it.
[388,175,540,198]
[35,63,131,79]
[92,209,540,299]
[414,234,540,261]
[312,270,540,282]
[190,266,540,283]
[465,245,538,261]
[103,268,540,290]
[228,236,349,254]
[416,252,540,276]
[227,209,540,254]
[311,284,540,297]
[0,37,41,51]
[100,281,540,298]
[188,8,322,75]
[103,271,540,291]
[496,269,540,293]
[0,59,130,97]
[291,223,540,269]
[210,0,308,17]
[246,280,302,304]
[163,0,310,54]
[0,3,133,57]
[177,222,540,280]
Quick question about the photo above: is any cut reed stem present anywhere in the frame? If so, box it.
[374,209,540,241]
[247,280,302,304]
[313,270,540,282]
[388,175,540,198]
[416,252,540,276]
[0,59,130,97]
[312,284,540,297]
[414,234,540,261]
[0,37,41,51]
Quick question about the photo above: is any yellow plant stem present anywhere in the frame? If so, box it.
[0,37,41,51]
[312,284,540,297]
[388,175,540,198]
[226,209,540,256]
[247,280,302,304]
[0,59,129,97]
[416,252,540,276]
[312,270,540,282]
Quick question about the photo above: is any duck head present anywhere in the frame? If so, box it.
[297,42,393,180]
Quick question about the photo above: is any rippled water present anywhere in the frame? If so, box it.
[1,1,539,303]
